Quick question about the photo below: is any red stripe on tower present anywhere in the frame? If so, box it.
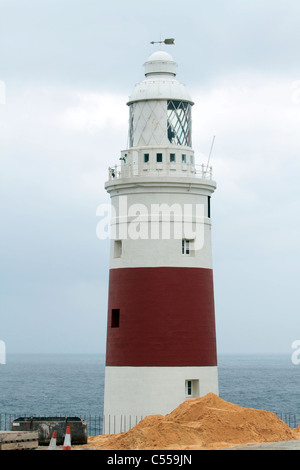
[106,267,217,367]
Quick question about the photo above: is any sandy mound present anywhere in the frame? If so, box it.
[83,393,299,450]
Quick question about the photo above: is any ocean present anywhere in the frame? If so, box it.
[1,354,300,433]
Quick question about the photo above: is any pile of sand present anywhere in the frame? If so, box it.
[83,393,300,450]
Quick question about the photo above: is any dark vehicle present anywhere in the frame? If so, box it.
[11,416,87,446]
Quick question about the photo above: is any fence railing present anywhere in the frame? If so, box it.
[0,413,103,437]
[1,412,299,437]
[0,413,145,436]
[277,413,300,429]
[107,163,213,181]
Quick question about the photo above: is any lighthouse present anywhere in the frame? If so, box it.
[103,47,218,431]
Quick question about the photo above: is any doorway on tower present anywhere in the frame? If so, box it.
[185,379,200,398]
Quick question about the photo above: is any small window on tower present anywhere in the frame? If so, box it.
[114,240,122,258]
[182,154,186,163]
[144,153,149,163]
[182,239,195,256]
[208,196,211,219]
[156,153,163,163]
[182,239,190,255]
[170,153,176,163]
[190,155,193,164]
[111,309,120,328]
[185,379,199,397]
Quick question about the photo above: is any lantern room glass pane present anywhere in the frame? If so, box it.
[167,100,192,147]
[129,105,134,148]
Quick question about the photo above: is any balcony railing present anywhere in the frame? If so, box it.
[107,163,213,181]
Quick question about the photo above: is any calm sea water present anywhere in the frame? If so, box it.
[0,354,105,417]
[0,354,300,418]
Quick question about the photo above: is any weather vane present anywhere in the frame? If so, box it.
[150,38,175,45]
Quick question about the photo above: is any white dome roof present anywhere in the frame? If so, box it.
[147,50,174,61]
[144,50,177,77]
[127,51,194,105]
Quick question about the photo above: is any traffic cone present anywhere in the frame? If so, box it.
[62,426,71,450]
[48,430,57,450]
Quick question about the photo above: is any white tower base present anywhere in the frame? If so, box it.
[103,365,219,433]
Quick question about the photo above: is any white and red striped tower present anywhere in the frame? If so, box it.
[103,47,218,430]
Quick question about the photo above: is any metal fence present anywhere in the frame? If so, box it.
[0,413,145,436]
[277,413,300,429]
[1,412,300,437]
[0,414,103,437]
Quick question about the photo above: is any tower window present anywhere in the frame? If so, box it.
[185,379,199,397]
[114,240,122,258]
[144,153,149,163]
[182,154,186,163]
[111,309,120,328]
[190,155,193,164]
[208,196,211,219]
[170,153,176,163]
[182,239,190,255]
[182,239,195,256]
[156,153,163,163]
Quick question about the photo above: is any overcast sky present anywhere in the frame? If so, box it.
[1,0,300,355]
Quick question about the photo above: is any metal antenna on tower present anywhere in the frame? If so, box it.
[206,135,216,172]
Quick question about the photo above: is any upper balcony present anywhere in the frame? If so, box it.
[107,147,213,182]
